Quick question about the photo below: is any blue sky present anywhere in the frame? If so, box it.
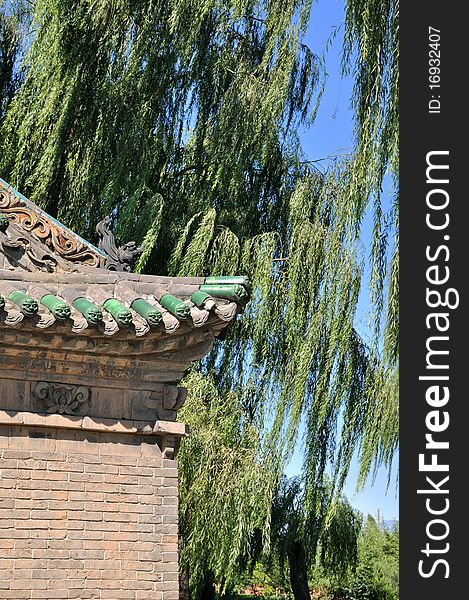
[285,0,399,522]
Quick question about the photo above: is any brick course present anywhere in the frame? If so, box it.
[0,424,178,600]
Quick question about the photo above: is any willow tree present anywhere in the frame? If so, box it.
[0,0,27,120]
[342,0,399,486]
[0,0,399,596]
[269,476,361,600]
[177,371,275,599]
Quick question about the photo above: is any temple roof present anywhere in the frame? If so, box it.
[0,178,250,339]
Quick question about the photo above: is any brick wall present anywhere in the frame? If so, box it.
[0,424,179,600]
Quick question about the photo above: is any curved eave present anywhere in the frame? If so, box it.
[0,269,246,339]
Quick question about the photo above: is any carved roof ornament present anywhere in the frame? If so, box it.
[96,216,145,272]
[0,210,62,272]
[0,178,104,270]
[1,177,251,343]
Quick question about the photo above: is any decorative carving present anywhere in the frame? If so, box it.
[102,298,133,326]
[159,294,191,320]
[131,298,163,327]
[40,294,71,320]
[214,301,238,322]
[23,246,58,271]
[0,230,58,272]
[72,297,104,325]
[33,382,90,415]
[0,182,102,268]
[8,290,39,316]
[96,216,144,272]
[33,309,56,329]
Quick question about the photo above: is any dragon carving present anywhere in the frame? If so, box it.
[96,216,144,272]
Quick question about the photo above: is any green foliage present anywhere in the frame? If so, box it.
[261,515,399,600]
[343,0,399,368]
[0,0,321,240]
[268,476,361,592]
[0,0,29,121]
[341,517,399,600]
[178,370,275,595]
[0,9,16,119]
[133,192,165,273]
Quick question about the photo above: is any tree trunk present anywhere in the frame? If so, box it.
[198,571,216,600]
[179,563,191,600]
[287,541,311,600]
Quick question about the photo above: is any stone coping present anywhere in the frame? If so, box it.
[0,410,188,437]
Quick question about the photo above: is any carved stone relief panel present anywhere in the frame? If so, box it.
[33,382,91,415]
[0,183,102,268]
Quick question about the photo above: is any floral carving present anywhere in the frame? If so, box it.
[0,182,102,268]
[33,382,90,415]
